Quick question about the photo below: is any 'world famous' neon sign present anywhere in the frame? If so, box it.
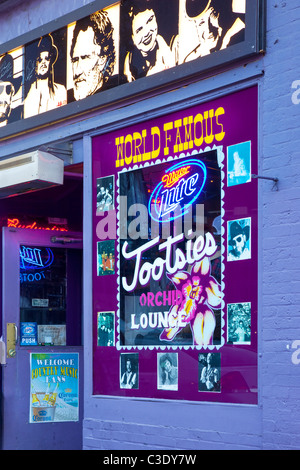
[148,159,207,223]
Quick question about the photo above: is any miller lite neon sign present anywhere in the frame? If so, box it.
[148,159,207,223]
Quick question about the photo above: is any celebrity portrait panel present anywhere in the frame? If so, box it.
[227,140,251,187]
[67,5,120,102]
[24,29,67,118]
[178,0,246,64]
[227,217,251,262]
[198,352,221,392]
[0,48,24,127]
[227,302,251,344]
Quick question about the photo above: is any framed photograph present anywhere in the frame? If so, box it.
[0,0,265,139]
[227,217,251,261]
[198,352,221,392]
[120,353,139,389]
[24,29,67,119]
[157,352,178,391]
[227,141,251,187]
[97,239,115,276]
[97,311,115,346]
[227,302,251,344]
[66,4,120,103]
[96,174,115,213]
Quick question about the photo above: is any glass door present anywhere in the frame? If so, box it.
[1,227,83,450]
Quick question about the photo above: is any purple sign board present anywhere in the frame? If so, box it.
[92,86,258,403]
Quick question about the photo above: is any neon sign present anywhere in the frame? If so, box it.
[121,231,217,293]
[7,218,68,232]
[20,246,54,271]
[148,159,207,223]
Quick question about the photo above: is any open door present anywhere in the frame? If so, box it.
[1,227,83,450]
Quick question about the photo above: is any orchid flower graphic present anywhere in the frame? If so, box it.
[160,257,222,346]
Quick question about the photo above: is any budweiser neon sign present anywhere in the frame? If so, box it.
[149,159,207,223]
[7,218,68,232]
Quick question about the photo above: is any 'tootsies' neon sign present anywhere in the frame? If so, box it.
[121,231,217,292]
[148,159,207,223]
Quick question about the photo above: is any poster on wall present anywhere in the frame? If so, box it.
[30,353,79,423]
[92,85,258,404]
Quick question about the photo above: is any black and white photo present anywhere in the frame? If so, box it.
[96,175,114,212]
[198,352,221,392]
[120,0,179,82]
[227,302,251,344]
[0,51,23,126]
[97,311,115,346]
[68,7,119,102]
[120,353,139,389]
[179,0,246,64]
[24,32,67,118]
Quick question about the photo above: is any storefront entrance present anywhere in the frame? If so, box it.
[1,227,83,450]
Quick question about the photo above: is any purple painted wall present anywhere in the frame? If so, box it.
[91,86,259,406]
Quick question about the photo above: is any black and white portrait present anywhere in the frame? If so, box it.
[198,352,221,392]
[97,311,115,346]
[96,175,114,212]
[179,0,246,64]
[227,140,251,186]
[120,0,179,82]
[68,7,119,102]
[227,302,251,344]
[24,31,67,118]
[120,353,139,389]
[227,217,251,261]
[157,353,178,391]
[0,50,23,126]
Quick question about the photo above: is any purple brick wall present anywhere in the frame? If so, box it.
[260,0,300,450]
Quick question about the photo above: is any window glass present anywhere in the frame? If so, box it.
[20,246,67,346]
